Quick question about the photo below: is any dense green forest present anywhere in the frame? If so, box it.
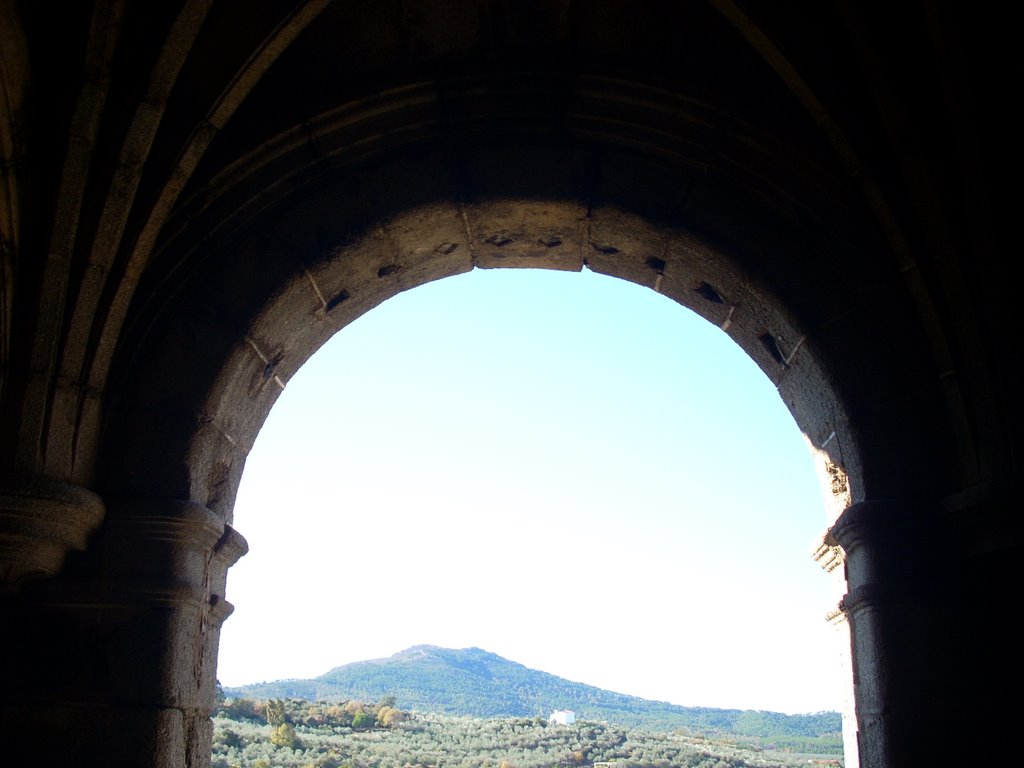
[225,646,841,743]
[212,695,844,768]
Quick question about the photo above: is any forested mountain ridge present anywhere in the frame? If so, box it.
[223,645,840,742]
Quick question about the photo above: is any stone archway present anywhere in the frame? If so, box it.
[99,128,894,766]
[5,113,954,768]
[4,4,1012,766]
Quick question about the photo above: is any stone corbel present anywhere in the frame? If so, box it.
[813,530,845,575]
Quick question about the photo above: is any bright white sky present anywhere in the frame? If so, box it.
[217,265,846,715]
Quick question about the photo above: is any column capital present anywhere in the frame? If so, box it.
[828,499,924,549]
[826,499,936,588]
[1,498,250,713]
[101,498,248,610]
[0,476,105,588]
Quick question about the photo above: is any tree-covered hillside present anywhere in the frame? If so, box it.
[211,694,844,768]
[224,645,841,747]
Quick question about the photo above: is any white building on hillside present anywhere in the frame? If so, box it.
[548,709,576,725]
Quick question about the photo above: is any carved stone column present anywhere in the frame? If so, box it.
[95,499,248,767]
[813,533,858,768]
[0,491,247,768]
[0,477,108,766]
[827,500,957,768]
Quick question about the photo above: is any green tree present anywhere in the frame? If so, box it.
[264,698,287,727]
[213,728,242,749]
[221,697,259,720]
[352,709,374,730]
[270,722,300,749]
